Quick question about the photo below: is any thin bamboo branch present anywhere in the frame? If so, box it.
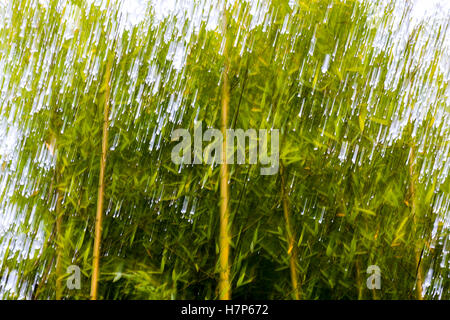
[33,167,58,300]
[90,55,113,300]
[409,145,424,300]
[406,68,424,300]
[280,161,300,300]
[47,132,63,300]
[55,187,63,300]
[355,259,363,300]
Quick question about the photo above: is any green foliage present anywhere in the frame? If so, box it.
[0,0,448,300]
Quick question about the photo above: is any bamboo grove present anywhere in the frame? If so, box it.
[0,0,449,299]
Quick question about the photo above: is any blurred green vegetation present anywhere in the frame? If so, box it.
[0,0,448,299]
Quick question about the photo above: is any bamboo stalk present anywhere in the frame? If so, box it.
[404,69,424,300]
[218,5,231,300]
[47,133,63,300]
[33,143,58,299]
[409,145,423,300]
[55,189,63,300]
[280,161,300,300]
[32,256,55,299]
[355,259,363,300]
[90,55,113,300]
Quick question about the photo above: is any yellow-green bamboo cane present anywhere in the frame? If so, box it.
[219,4,231,300]
[280,161,300,300]
[90,55,113,300]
